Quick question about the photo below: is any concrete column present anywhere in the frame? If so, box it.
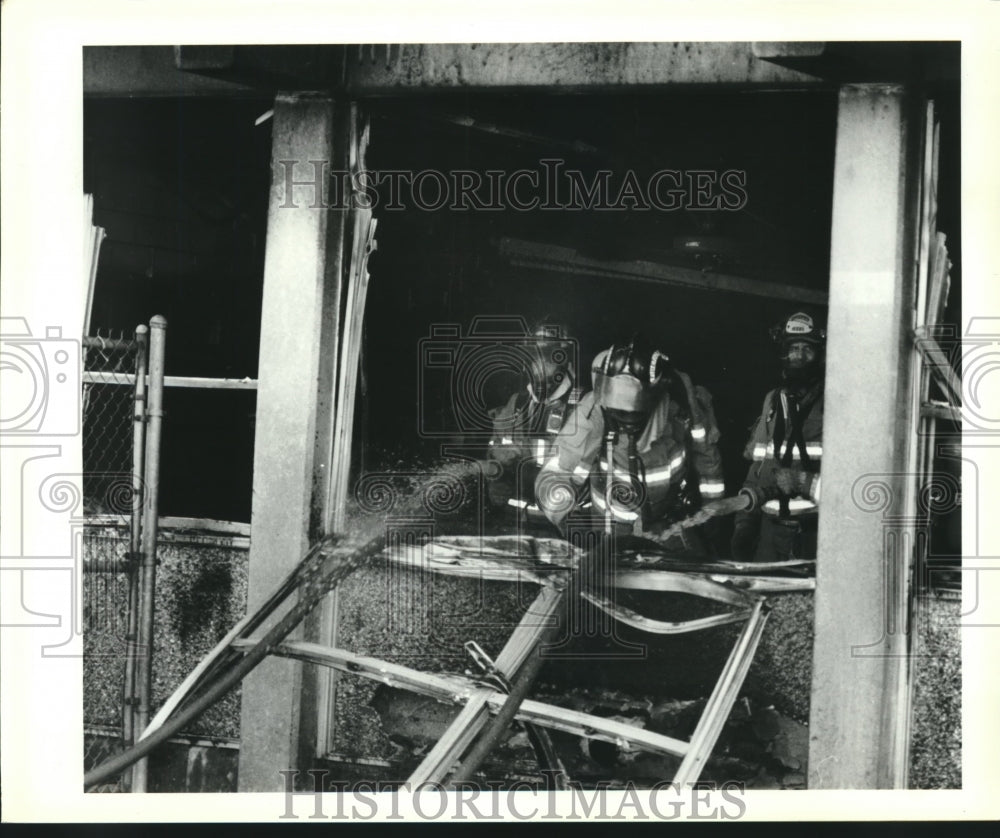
[808,85,922,788]
[238,94,344,791]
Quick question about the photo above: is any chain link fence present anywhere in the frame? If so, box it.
[83,729,131,793]
[82,332,142,521]
[82,327,148,792]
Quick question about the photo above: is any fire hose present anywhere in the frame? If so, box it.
[649,490,754,545]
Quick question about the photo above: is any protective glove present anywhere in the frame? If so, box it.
[489,443,522,467]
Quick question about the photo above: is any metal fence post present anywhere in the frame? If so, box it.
[122,324,148,790]
[132,315,166,792]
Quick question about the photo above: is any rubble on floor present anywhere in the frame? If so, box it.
[371,684,809,789]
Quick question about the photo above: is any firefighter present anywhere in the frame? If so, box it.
[534,335,725,548]
[731,311,825,562]
[484,323,582,529]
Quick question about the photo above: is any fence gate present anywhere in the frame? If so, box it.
[81,317,165,792]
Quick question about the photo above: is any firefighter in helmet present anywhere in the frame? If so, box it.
[484,322,582,530]
[731,311,825,562]
[535,334,725,547]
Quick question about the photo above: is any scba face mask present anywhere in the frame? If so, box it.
[593,370,651,414]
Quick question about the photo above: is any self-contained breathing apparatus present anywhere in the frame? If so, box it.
[591,336,706,534]
[735,311,825,562]
[486,322,579,520]
[770,312,824,519]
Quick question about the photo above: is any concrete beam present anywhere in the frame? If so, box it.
[88,43,815,97]
[808,85,922,789]
[238,93,344,791]
[499,237,829,305]
[84,46,345,97]
[85,44,820,97]
[346,42,824,94]
[84,47,262,97]
[85,44,957,98]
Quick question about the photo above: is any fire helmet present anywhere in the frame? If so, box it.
[591,335,669,421]
[770,311,825,385]
[525,321,575,403]
[769,312,826,348]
